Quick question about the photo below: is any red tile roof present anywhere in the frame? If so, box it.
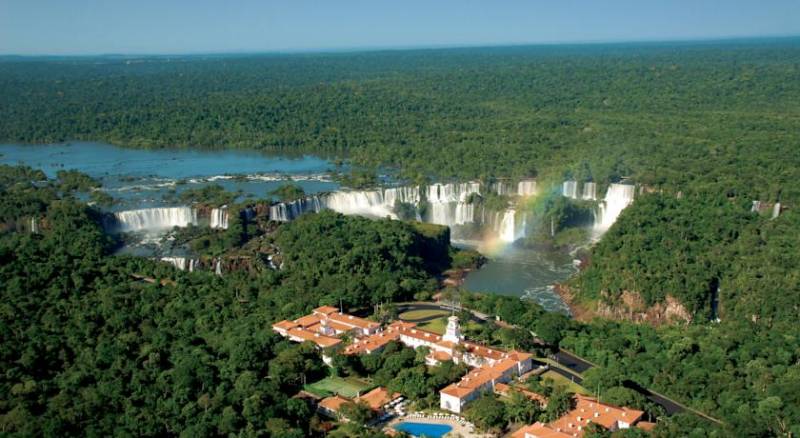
[287,327,342,348]
[294,313,322,328]
[343,330,401,355]
[512,422,573,438]
[314,306,339,315]
[548,395,645,436]
[356,387,401,410]
[319,395,351,413]
[327,312,380,330]
[272,320,298,331]
[440,357,521,399]
[636,421,657,432]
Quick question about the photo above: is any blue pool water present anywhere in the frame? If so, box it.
[393,422,453,438]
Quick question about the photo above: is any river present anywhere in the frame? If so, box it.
[1,141,578,313]
[0,142,339,210]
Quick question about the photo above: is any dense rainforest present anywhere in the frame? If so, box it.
[1,39,799,202]
[2,38,800,436]
[0,165,450,436]
[2,165,798,436]
[574,192,800,323]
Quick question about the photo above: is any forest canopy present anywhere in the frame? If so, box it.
[1,39,799,204]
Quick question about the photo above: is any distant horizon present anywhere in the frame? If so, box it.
[1,33,798,59]
[3,0,798,56]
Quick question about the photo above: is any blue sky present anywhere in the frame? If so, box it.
[1,0,799,55]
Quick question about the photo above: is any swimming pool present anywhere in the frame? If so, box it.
[393,422,453,438]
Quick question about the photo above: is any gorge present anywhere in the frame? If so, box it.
[2,142,638,314]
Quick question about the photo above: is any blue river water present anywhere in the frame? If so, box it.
[460,244,575,315]
[0,142,339,210]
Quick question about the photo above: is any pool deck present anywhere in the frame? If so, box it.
[386,415,495,438]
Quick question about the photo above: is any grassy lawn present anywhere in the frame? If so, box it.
[540,370,589,395]
[419,317,481,335]
[398,309,449,320]
[419,317,448,334]
[304,376,373,398]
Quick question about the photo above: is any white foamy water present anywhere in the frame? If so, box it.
[210,207,229,229]
[593,183,636,235]
[113,207,197,232]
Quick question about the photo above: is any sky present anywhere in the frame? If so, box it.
[1,0,799,55]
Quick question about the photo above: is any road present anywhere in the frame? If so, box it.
[395,301,721,421]
[548,351,686,416]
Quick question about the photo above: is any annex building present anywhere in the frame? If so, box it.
[512,394,651,438]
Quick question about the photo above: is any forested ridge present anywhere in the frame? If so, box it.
[2,39,799,202]
[574,193,800,322]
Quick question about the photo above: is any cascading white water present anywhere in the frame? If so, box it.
[562,181,578,199]
[772,202,781,219]
[210,207,229,229]
[594,183,636,234]
[492,181,514,196]
[30,217,38,234]
[269,186,421,222]
[426,182,481,203]
[581,182,597,201]
[426,182,481,226]
[325,190,396,218]
[269,197,325,222]
[161,256,191,271]
[265,180,543,242]
[751,200,762,212]
[113,207,197,232]
[383,186,421,206]
[215,258,222,276]
[517,180,537,197]
[497,209,517,242]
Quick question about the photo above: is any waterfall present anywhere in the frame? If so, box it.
[492,180,537,197]
[269,186,421,222]
[517,180,537,197]
[492,181,514,196]
[772,202,781,219]
[581,182,597,201]
[426,182,481,203]
[210,207,229,229]
[497,209,517,242]
[215,258,222,276]
[161,256,195,271]
[383,186,421,206]
[269,197,324,222]
[562,181,578,199]
[751,200,762,212]
[325,190,396,218]
[113,207,197,232]
[426,182,481,226]
[30,217,38,234]
[594,184,636,234]
[265,181,537,242]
